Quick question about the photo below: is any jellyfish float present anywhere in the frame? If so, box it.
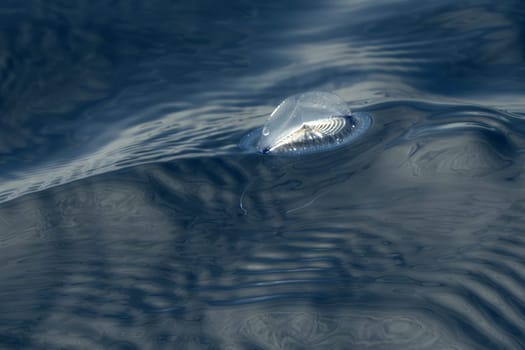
[240,92,371,155]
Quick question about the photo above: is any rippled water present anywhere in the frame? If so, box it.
[1,0,525,349]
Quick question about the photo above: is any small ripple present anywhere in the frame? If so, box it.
[205,307,464,349]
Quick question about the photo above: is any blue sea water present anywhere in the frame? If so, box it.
[1,0,525,349]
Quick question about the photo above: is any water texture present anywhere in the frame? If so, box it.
[1,0,525,349]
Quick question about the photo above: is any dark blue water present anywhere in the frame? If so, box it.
[1,1,525,349]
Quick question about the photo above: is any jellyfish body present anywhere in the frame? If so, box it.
[240,92,371,155]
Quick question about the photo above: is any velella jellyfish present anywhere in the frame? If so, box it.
[240,91,371,155]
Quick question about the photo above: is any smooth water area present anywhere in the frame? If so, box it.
[1,1,525,349]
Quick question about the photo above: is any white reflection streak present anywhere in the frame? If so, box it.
[286,191,327,214]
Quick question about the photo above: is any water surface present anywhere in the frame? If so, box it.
[1,0,525,349]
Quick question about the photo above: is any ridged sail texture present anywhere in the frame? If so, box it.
[248,92,371,155]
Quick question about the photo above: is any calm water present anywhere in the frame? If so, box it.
[1,0,525,349]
